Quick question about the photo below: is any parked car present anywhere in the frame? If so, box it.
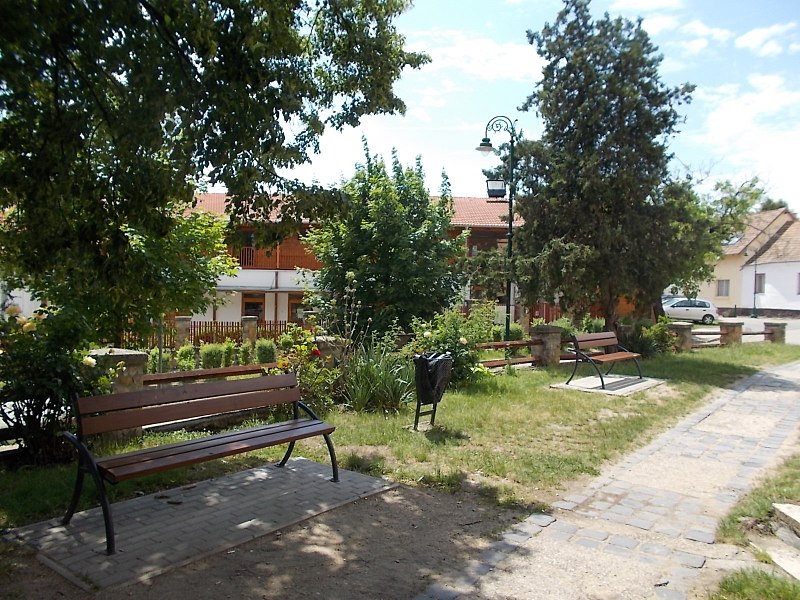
[663,298,719,324]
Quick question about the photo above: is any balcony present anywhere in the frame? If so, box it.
[232,244,321,271]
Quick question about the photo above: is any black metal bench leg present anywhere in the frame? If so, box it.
[277,441,296,468]
[62,468,85,526]
[323,433,339,482]
[565,359,580,385]
[91,471,116,555]
[589,360,606,389]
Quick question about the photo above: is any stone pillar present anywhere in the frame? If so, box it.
[719,321,743,346]
[88,348,148,440]
[530,325,563,367]
[668,322,693,353]
[175,315,192,348]
[89,348,149,393]
[242,316,258,344]
[764,322,787,344]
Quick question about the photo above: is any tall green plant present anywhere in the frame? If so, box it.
[304,141,466,334]
[342,344,414,413]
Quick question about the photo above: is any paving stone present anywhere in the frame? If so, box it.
[685,529,716,544]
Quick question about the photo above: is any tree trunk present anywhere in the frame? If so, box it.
[652,301,665,320]
[601,284,619,334]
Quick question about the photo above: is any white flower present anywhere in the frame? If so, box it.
[82,356,97,367]
[4,305,22,317]
[423,331,432,339]
[22,321,37,333]
[459,337,468,345]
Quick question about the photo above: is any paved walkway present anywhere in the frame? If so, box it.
[417,362,800,599]
[7,458,395,590]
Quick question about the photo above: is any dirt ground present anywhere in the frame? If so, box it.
[1,484,528,600]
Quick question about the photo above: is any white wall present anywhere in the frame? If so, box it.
[741,261,800,312]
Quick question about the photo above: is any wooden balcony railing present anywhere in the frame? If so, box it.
[232,246,321,270]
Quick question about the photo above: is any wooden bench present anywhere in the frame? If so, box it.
[476,339,543,369]
[141,362,278,386]
[61,372,338,555]
[565,331,642,389]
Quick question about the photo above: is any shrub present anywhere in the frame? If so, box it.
[200,343,224,369]
[0,306,115,464]
[580,313,605,334]
[406,301,495,385]
[222,339,236,367]
[175,343,196,370]
[491,322,524,342]
[239,340,253,365]
[272,329,339,416]
[255,338,277,364]
[619,317,674,358]
[148,347,176,373]
[549,316,578,342]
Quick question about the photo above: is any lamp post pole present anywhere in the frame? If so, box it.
[476,116,518,342]
[751,255,758,318]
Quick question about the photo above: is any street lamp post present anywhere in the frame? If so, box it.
[476,116,518,342]
[751,254,758,318]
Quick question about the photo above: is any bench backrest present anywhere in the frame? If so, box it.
[141,363,278,386]
[75,372,300,437]
[572,331,619,351]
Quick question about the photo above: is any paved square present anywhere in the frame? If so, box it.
[6,458,395,591]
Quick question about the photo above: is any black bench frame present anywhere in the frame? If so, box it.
[566,331,642,389]
[61,372,338,555]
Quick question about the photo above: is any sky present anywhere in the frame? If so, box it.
[287,0,800,214]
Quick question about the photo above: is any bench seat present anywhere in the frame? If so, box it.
[97,419,334,484]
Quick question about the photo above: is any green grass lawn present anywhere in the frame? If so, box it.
[2,342,800,530]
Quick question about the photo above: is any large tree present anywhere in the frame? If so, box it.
[304,145,465,334]
[0,0,426,340]
[513,0,695,329]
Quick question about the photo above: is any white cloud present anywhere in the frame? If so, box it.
[681,20,733,42]
[610,0,684,11]
[735,22,797,57]
[642,15,680,35]
[680,38,708,55]
[690,75,800,208]
[413,30,544,83]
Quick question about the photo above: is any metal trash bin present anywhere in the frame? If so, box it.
[413,352,453,430]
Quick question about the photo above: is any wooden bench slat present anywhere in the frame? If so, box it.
[99,420,334,483]
[96,419,316,468]
[79,387,299,436]
[141,363,277,385]
[588,351,640,363]
[77,372,297,415]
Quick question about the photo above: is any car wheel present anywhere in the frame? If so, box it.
[701,314,714,325]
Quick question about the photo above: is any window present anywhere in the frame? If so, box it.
[715,279,730,297]
[755,273,766,294]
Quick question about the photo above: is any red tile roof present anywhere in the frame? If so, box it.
[194,192,523,229]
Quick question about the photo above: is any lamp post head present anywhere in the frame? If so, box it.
[486,179,507,199]
[476,137,494,155]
